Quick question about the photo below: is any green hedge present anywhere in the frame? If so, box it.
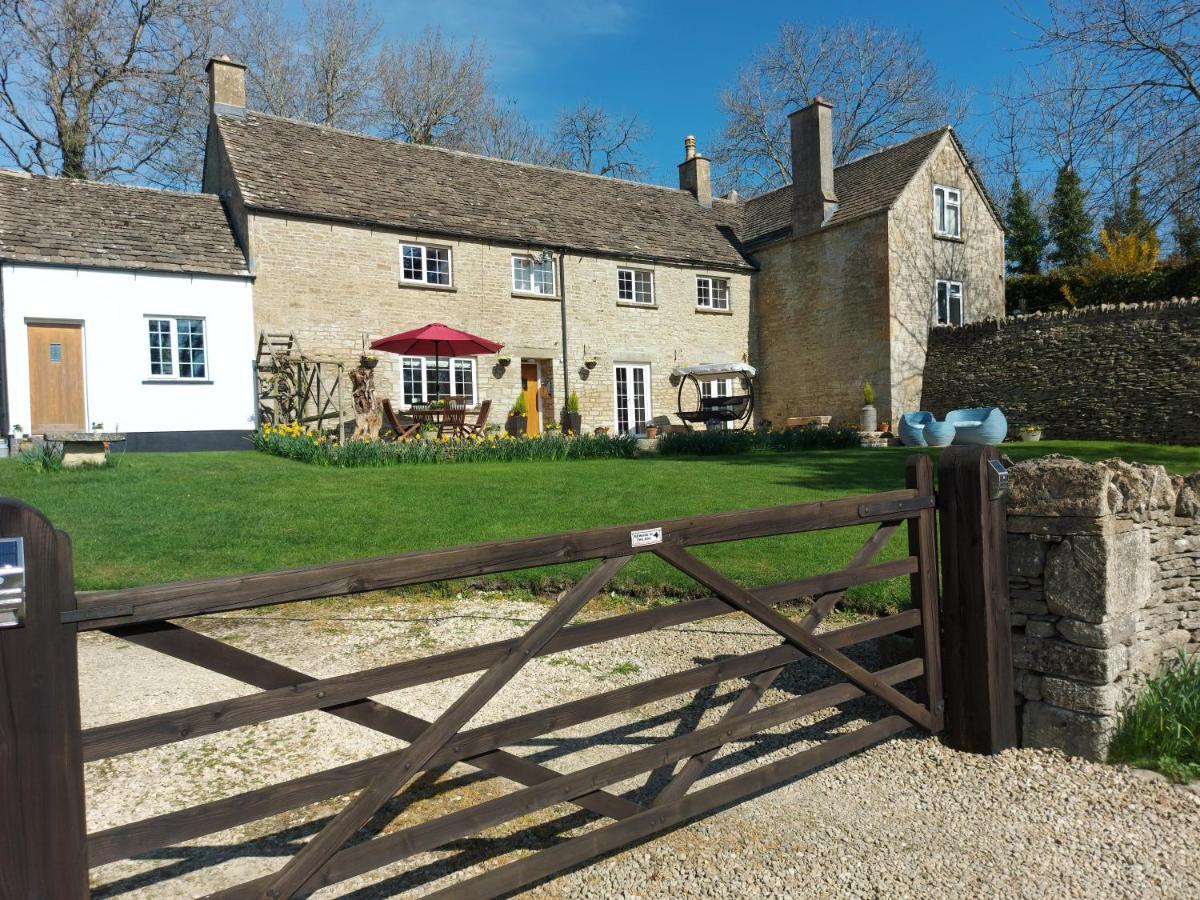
[656,426,862,456]
[252,426,637,466]
[1006,260,1200,315]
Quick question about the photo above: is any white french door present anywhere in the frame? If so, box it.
[613,363,651,435]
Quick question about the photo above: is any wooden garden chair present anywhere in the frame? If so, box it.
[382,399,420,440]
[438,398,468,438]
[462,400,492,436]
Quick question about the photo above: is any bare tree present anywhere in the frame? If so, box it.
[376,28,488,145]
[713,21,965,194]
[232,0,307,119]
[464,99,565,166]
[554,103,647,179]
[0,0,227,183]
[300,0,379,128]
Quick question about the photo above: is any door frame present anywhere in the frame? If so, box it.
[519,360,543,436]
[25,319,88,433]
[612,362,652,436]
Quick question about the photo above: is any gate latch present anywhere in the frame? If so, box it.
[0,537,25,628]
[988,459,1010,501]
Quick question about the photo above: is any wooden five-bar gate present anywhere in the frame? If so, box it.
[0,448,1015,898]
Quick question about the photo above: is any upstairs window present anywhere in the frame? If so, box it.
[147,317,207,379]
[401,243,452,286]
[617,268,654,305]
[696,276,730,311]
[935,279,964,326]
[512,254,556,295]
[934,185,961,238]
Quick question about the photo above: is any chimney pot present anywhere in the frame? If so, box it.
[206,55,247,116]
[789,98,838,234]
[677,136,711,208]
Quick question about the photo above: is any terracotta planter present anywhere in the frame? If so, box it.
[561,412,582,435]
[644,425,658,439]
[506,414,526,437]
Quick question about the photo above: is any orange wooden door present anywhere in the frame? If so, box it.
[27,324,85,432]
[520,363,540,436]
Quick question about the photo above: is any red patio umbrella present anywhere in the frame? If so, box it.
[371,323,503,401]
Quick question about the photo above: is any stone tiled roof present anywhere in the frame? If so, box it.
[738,128,955,246]
[214,112,754,271]
[0,170,248,276]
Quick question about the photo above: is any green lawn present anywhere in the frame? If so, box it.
[0,440,1195,613]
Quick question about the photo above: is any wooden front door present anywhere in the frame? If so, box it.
[520,362,541,436]
[27,323,85,432]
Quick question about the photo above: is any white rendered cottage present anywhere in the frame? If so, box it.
[0,171,254,450]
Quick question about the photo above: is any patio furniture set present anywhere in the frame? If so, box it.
[898,407,1007,447]
[382,398,492,440]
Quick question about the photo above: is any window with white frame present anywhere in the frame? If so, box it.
[935,279,964,326]
[617,268,654,305]
[512,254,556,295]
[399,356,477,406]
[696,276,730,310]
[147,317,206,379]
[933,185,961,238]
[400,243,452,286]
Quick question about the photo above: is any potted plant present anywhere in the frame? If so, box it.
[497,353,512,368]
[562,391,582,435]
[506,393,528,436]
[359,353,378,370]
[9,424,27,455]
[583,354,599,370]
[1019,424,1043,442]
[644,423,658,439]
[860,381,877,433]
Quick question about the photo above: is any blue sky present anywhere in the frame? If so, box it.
[369,0,1049,185]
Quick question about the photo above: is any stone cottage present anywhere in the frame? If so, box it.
[200,58,1004,435]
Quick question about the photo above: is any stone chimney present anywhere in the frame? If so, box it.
[789,97,837,234]
[677,135,712,208]
[206,55,246,116]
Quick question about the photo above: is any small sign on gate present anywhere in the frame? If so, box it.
[630,527,663,548]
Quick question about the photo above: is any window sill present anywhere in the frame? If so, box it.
[398,280,457,293]
[143,378,214,385]
[695,306,733,316]
[617,301,658,310]
[511,291,561,302]
[933,233,964,244]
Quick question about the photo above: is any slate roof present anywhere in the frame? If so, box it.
[214,112,754,271]
[737,128,954,246]
[0,170,248,276]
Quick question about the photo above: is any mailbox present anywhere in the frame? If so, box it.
[988,458,1010,501]
[0,537,26,628]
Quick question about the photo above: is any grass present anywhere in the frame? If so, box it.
[1108,653,1200,783]
[0,440,1195,615]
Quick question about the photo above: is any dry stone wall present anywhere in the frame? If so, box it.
[1006,455,1200,760]
[921,298,1200,445]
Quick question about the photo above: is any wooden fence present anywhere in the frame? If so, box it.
[0,448,1014,898]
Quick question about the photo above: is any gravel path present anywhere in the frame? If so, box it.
[82,592,1200,898]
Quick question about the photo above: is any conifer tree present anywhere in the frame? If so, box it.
[1047,165,1093,268]
[1004,176,1045,275]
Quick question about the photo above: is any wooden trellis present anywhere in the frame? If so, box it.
[254,332,346,437]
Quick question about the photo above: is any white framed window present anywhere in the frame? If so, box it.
[147,317,206,379]
[617,268,654,305]
[399,356,477,406]
[512,254,556,296]
[400,243,452,286]
[935,279,964,326]
[934,185,961,238]
[696,276,730,311]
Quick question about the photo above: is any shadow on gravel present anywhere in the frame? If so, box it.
[90,643,930,899]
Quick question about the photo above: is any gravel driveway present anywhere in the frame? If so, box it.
[82,592,1200,898]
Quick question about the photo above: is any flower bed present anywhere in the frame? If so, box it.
[251,423,637,466]
[656,426,862,456]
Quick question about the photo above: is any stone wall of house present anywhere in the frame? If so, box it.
[922,298,1200,444]
[887,134,1006,419]
[1006,455,1200,760]
[245,212,751,433]
[751,213,892,427]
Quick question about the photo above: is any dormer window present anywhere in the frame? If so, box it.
[401,243,452,286]
[934,185,961,238]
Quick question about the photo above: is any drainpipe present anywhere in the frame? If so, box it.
[0,266,8,437]
[558,249,570,410]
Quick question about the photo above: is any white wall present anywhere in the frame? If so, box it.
[2,264,255,435]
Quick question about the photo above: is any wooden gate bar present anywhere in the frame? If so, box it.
[656,545,938,732]
[75,490,929,628]
[217,662,922,897]
[428,715,912,900]
[255,556,633,899]
[84,557,919,761]
[88,609,921,867]
[906,455,945,726]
